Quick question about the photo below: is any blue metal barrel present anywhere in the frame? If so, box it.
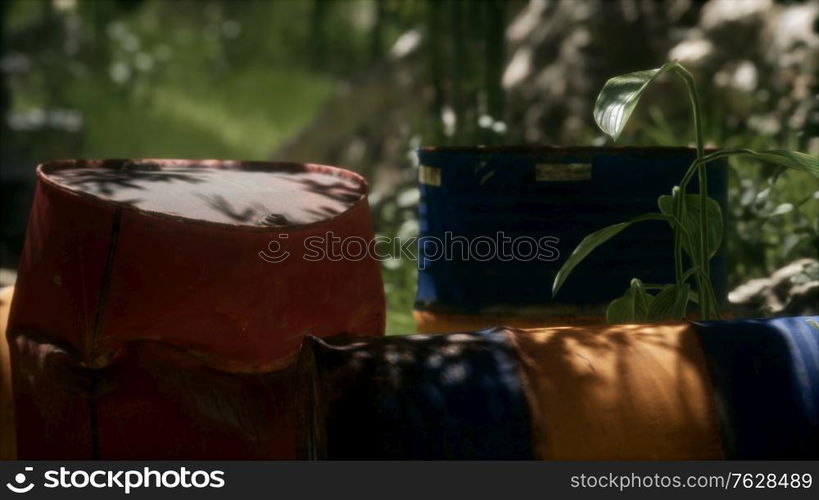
[415,146,728,327]
[302,330,534,459]
[692,316,819,459]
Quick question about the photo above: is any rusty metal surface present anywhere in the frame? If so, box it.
[11,334,310,459]
[8,159,385,459]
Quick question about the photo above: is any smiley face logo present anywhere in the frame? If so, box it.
[6,467,35,494]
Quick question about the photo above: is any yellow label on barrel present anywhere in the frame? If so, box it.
[419,166,442,187]
[535,163,592,181]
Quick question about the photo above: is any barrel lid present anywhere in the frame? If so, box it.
[38,159,367,228]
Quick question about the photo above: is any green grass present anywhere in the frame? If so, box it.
[58,67,333,160]
[383,260,418,335]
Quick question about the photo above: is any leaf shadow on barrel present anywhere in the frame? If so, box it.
[194,193,270,224]
[54,160,210,205]
[295,176,363,205]
[192,172,364,226]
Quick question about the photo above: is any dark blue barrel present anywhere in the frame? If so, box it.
[302,330,534,459]
[692,316,819,459]
[415,147,728,326]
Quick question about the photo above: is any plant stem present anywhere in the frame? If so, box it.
[680,148,757,189]
[672,63,713,319]
[702,275,722,320]
[672,186,684,284]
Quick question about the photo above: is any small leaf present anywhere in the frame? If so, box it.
[552,223,628,297]
[606,279,654,324]
[631,278,653,318]
[606,293,635,324]
[658,194,723,260]
[552,213,673,296]
[646,283,690,321]
[593,62,676,141]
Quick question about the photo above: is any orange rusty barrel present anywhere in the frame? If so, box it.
[7,159,385,459]
[1,286,15,459]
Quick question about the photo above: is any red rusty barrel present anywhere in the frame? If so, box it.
[7,159,385,459]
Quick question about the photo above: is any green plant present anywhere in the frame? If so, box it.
[552,61,819,323]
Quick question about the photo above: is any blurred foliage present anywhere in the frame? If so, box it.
[4,0,342,160]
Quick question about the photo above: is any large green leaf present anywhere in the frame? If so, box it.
[606,279,654,324]
[658,194,723,261]
[646,283,690,321]
[593,62,676,141]
[551,213,673,297]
